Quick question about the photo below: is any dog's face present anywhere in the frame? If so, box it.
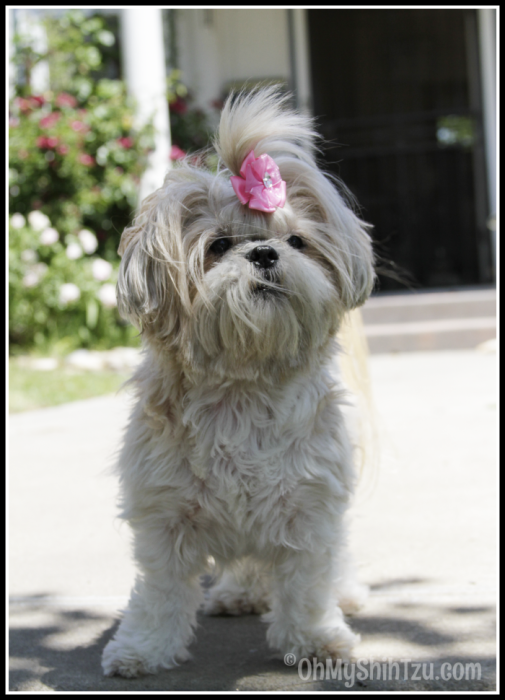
[117,89,375,381]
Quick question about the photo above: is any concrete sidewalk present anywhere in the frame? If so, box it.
[9,349,497,691]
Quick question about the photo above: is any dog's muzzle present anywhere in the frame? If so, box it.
[246,245,279,270]
[246,245,281,295]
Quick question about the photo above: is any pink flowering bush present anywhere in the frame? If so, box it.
[9,211,138,354]
[9,10,154,259]
[9,82,153,258]
[9,11,219,354]
[9,10,151,352]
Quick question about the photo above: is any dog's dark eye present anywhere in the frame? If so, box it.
[287,235,305,250]
[209,237,232,256]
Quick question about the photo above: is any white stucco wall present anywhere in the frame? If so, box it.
[214,9,290,86]
[177,8,291,116]
[177,9,220,116]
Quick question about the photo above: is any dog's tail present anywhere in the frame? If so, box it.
[338,309,379,491]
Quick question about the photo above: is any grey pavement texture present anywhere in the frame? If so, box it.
[9,349,497,691]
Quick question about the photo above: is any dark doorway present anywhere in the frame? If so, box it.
[308,9,491,291]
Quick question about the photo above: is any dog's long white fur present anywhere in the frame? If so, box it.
[102,87,375,678]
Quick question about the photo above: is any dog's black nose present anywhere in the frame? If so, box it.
[246,245,279,269]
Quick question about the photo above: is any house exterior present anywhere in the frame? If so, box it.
[174,8,497,291]
[10,8,497,291]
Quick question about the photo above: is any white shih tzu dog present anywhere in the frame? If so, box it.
[102,87,375,678]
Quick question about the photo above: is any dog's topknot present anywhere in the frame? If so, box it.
[214,86,319,176]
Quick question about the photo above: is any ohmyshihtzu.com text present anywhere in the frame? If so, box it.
[284,655,482,686]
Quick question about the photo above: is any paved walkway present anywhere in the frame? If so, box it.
[9,349,497,691]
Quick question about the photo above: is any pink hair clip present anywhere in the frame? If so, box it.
[230,150,286,213]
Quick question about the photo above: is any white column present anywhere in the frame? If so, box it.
[477,8,496,269]
[13,9,50,94]
[120,8,171,205]
[291,8,313,114]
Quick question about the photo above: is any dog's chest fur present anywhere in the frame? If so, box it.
[179,366,352,522]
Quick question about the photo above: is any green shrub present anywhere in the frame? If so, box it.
[9,211,138,354]
[10,10,155,259]
[9,9,216,354]
[9,10,150,353]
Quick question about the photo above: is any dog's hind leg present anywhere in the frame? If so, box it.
[203,556,271,616]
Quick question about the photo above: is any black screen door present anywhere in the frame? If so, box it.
[308,9,491,290]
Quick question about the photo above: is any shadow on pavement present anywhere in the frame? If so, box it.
[9,580,496,692]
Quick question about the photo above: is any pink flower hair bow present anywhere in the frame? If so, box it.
[230,151,286,213]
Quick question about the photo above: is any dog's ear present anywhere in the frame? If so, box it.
[327,194,376,311]
[116,184,192,332]
[283,160,376,311]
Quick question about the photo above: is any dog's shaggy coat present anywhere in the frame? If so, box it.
[102,88,375,677]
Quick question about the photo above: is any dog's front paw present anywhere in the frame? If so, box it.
[102,639,154,678]
[102,638,190,678]
[266,613,360,666]
[316,628,361,664]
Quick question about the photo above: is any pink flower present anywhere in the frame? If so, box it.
[57,144,69,155]
[170,97,188,115]
[170,145,186,161]
[39,112,60,129]
[9,116,20,128]
[30,95,45,108]
[55,92,77,108]
[79,153,95,166]
[230,151,287,213]
[16,95,44,112]
[16,97,33,114]
[71,120,88,133]
[37,136,58,149]
[117,136,133,149]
